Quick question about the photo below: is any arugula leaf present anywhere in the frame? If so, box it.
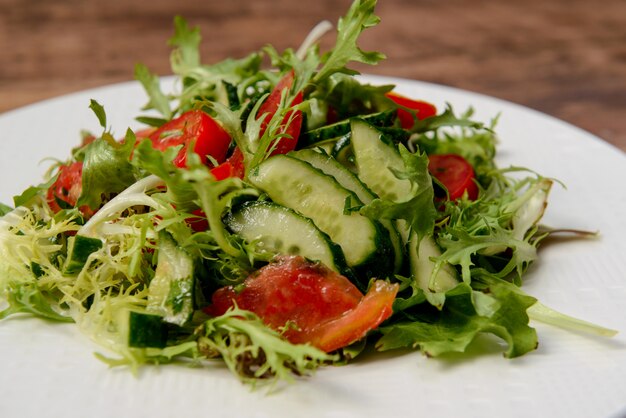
[135,63,172,120]
[313,0,385,84]
[314,73,394,121]
[436,227,537,285]
[89,99,108,129]
[360,145,437,242]
[376,283,537,358]
[169,15,202,72]
[411,104,485,134]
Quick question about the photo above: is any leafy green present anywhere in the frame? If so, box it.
[135,63,172,120]
[313,0,385,84]
[197,307,337,383]
[89,99,108,129]
[169,15,202,73]
[376,283,538,358]
[360,145,437,242]
[13,176,56,208]
[77,128,138,209]
[411,104,486,134]
[0,203,13,216]
[0,0,612,386]
[0,281,73,322]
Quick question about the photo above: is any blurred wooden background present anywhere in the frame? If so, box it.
[1,0,625,151]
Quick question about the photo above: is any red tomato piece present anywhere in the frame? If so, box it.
[298,280,398,352]
[205,255,399,352]
[46,161,94,217]
[148,110,231,168]
[428,154,479,200]
[257,71,303,155]
[386,91,437,130]
[210,147,245,180]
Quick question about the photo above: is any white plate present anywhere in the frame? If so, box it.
[1,76,625,418]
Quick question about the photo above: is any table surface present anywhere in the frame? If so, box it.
[1,0,625,151]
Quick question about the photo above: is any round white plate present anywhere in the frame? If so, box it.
[0,76,625,418]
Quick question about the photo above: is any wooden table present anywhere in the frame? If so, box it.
[1,0,625,151]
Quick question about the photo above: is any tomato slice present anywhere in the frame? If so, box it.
[148,109,231,168]
[210,147,245,180]
[297,280,398,352]
[257,71,303,155]
[428,154,479,200]
[46,161,94,216]
[205,256,399,352]
[386,91,437,130]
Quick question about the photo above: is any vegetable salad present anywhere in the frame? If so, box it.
[0,0,616,384]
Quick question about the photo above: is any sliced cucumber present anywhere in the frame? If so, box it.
[63,235,103,275]
[225,200,347,273]
[299,110,395,148]
[248,155,393,284]
[147,231,195,326]
[350,119,415,201]
[331,133,355,171]
[403,227,458,293]
[351,119,458,293]
[127,311,168,349]
[290,148,404,273]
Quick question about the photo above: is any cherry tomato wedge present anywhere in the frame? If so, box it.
[386,91,437,130]
[46,161,94,216]
[210,147,245,180]
[205,255,399,353]
[428,154,479,200]
[148,109,231,168]
[257,71,303,155]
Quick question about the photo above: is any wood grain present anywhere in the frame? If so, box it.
[1,0,625,151]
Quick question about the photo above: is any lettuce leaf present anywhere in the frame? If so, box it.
[77,129,137,209]
[360,145,437,242]
[376,282,538,358]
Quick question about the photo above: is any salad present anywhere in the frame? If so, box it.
[0,0,616,384]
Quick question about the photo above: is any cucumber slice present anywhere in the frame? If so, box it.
[290,148,404,273]
[299,110,395,148]
[147,231,195,326]
[403,227,458,293]
[127,311,168,349]
[63,235,103,275]
[248,155,393,284]
[350,119,415,201]
[350,119,458,292]
[225,200,347,273]
[331,133,355,171]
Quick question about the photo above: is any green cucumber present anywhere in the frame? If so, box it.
[248,155,393,285]
[127,311,168,349]
[331,133,355,171]
[350,119,415,201]
[147,231,195,326]
[350,119,458,292]
[290,148,404,273]
[403,227,458,293]
[299,110,395,148]
[63,235,103,275]
[225,200,347,273]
